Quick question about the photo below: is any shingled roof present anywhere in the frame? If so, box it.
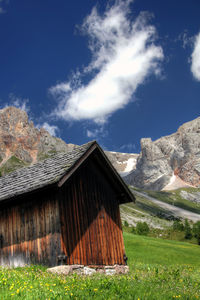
[0,141,134,203]
[0,141,94,202]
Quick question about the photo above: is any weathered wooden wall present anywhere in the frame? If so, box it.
[59,158,125,266]
[0,189,61,267]
[0,153,126,267]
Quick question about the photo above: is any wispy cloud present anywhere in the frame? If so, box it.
[50,0,164,124]
[36,122,59,137]
[191,32,200,81]
[0,0,9,14]
[86,126,107,139]
[1,94,30,113]
[119,143,136,152]
[177,30,194,49]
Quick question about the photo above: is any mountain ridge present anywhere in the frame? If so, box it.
[0,107,78,175]
[1,106,200,193]
[0,106,200,223]
[124,116,200,190]
[0,106,140,177]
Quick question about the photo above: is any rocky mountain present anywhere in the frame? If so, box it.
[0,107,78,175]
[0,106,139,177]
[125,117,200,190]
[1,106,200,225]
[1,107,200,193]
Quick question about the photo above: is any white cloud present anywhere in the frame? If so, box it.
[9,94,30,113]
[37,122,59,137]
[50,0,164,124]
[86,129,98,138]
[191,32,200,81]
[1,94,30,113]
[0,0,3,14]
[0,0,9,14]
[86,126,107,139]
[119,143,136,152]
[177,30,194,49]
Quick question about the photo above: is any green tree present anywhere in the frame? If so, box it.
[184,219,192,240]
[136,222,149,236]
[131,226,136,234]
[124,220,129,227]
[193,221,200,245]
[172,220,184,231]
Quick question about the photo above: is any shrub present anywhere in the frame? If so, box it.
[136,222,149,236]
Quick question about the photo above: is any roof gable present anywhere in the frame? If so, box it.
[0,141,135,204]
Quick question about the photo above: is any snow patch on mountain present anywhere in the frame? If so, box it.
[124,158,137,172]
[105,151,139,174]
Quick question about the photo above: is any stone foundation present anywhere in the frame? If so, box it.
[47,265,129,276]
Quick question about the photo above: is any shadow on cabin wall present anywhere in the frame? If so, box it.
[0,159,125,267]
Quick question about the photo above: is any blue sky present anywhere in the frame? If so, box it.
[0,0,200,153]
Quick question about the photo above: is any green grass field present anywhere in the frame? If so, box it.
[124,232,200,268]
[0,233,200,299]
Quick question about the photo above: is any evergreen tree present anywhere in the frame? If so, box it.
[124,220,129,227]
[193,221,200,245]
[184,219,192,239]
[172,220,184,231]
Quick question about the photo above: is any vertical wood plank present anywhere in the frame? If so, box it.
[64,185,73,264]
[20,207,25,262]
[59,189,66,258]
[35,201,41,263]
[54,195,61,264]
[79,174,91,266]
[73,177,84,264]
[86,168,99,265]
[71,180,81,264]
[68,185,75,265]
[83,169,94,265]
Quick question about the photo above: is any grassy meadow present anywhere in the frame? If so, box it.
[0,233,200,299]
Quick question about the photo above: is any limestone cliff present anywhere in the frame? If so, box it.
[1,107,200,192]
[125,117,200,190]
[0,107,77,175]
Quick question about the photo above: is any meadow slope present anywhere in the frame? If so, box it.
[0,233,199,299]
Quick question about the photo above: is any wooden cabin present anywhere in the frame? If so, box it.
[0,141,135,267]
